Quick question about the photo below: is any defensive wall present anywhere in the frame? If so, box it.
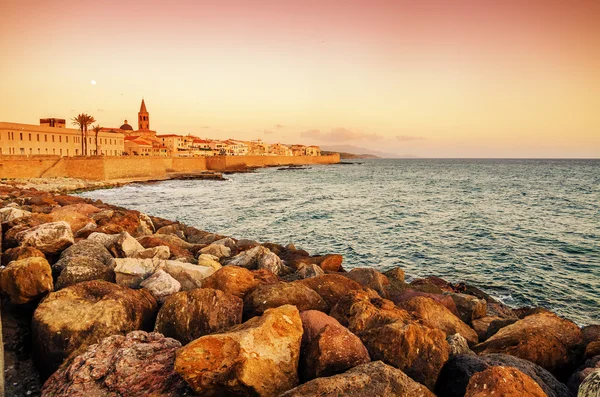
[0,153,339,180]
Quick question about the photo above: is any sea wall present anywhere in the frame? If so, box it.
[0,153,339,180]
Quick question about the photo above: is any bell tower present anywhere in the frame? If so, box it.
[138,98,149,130]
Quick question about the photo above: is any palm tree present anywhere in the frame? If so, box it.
[71,114,95,155]
[92,124,102,155]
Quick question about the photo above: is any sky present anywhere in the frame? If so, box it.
[1,0,599,158]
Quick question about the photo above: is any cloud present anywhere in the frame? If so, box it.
[274,124,285,129]
[395,135,425,142]
[301,127,382,142]
[263,129,275,135]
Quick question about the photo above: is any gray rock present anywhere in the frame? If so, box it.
[114,258,163,288]
[140,269,181,304]
[447,334,474,357]
[213,237,237,249]
[579,369,600,397]
[163,260,215,291]
[199,243,231,259]
[0,207,31,223]
[111,231,145,258]
[134,246,170,260]
[18,221,74,254]
[87,232,120,249]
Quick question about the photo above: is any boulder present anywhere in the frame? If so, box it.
[134,245,170,259]
[465,366,547,397]
[110,231,145,258]
[17,221,74,254]
[53,240,115,275]
[345,267,390,298]
[213,237,237,249]
[244,282,328,318]
[586,342,600,359]
[163,260,215,290]
[155,288,243,344]
[50,205,97,233]
[296,263,325,279]
[87,232,119,249]
[390,289,460,317]
[398,296,479,346]
[137,235,195,263]
[445,292,487,324]
[196,253,222,271]
[140,269,181,304]
[578,369,600,397]
[362,320,449,390]
[199,243,231,259]
[0,257,53,304]
[299,274,365,311]
[175,305,303,396]
[281,361,434,397]
[411,276,454,293]
[41,331,191,397]
[1,246,45,266]
[201,266,266,298]
[95,208,153,238]
[152,233,197,251]
[474,311,585,378]
[316,254,344,272]
[435,353,574,397]
[226,245,271,269]
[583,325,600,345]
[32,280,157,377]
[257,250,287,275]
[156,224,186,239]
[383,266,405,283]
[114,257,163,288]
[299,310,370,381]
[568,355,600,395]
[447,334,474,357]
[0,207,31,223]
[53,240,116,289]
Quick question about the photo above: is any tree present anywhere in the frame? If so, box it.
[92,124,102,155]
[71,114,95,155]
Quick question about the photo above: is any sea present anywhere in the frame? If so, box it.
[79,159,600,325]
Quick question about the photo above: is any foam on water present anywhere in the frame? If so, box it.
[79,159,600,325]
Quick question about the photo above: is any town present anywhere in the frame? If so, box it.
[0,99,322,158]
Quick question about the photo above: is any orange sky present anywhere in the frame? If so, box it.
[1,0,599,157]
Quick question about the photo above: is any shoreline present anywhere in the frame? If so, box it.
[0,185,596,396]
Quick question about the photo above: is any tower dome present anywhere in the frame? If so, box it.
[120,120,134,130]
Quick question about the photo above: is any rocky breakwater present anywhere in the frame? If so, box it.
[0,185,597,397]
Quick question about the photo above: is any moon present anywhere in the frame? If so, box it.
[91,80,97,85]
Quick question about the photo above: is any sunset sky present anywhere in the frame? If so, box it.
[1,0,599,157]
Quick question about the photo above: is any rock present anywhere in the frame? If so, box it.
[140,269,181,304]
[411,276,454,293]
[257,250,286,275]
[17,221,74,254]
[201,265,267,298]
[399,296,479,346]
[213,237,236,249]
[134,245,170,260]
[114,257,163,288]
[236,238,259,250]
[296,263,325,279]
[163,260,215,290]
[87,231,119,249]
[436,353,574,397]
[0,257,53,304]
[281,361,434,397]
[156,224,186,239]
[446,292,487,324]
[345,267,390,298]
[155,288,243,344]
[299,274,366,311]
[137,235,195,263]
[53,240,115,274]
[152,233,199,251]
[244,282,328,318]
[447,334,474,357]
[330,290,410,335]
[586,342,600,359]
[94,208,153,238]
[578,369,600,397]
[196,253,222,271]
[0,207,31,223]
[32,280,157,377]
[226,245,270,269]
[362,320,450,390]
[584,325,600,344]
[465,366,547,397]
[1,246,45,266]
[299,310,370,381]
[199,243,231,259]
[50,205,97,233]
[53,240,116,289]
[110,231,145,258]
[569,356,600,394]
[390,289,460,317]
[383,266,406,283]
[317,254,344,272]
[175,305,303,396]
[73,221,98,238]
[41,331,191,397]
[474,311,585,378]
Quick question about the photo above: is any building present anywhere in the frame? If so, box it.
[0,121,124,156]
[305,145,321,156]
[290,144,306,156]
[271,143,293,156]
[224,139,248,156]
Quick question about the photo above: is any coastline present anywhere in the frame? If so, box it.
[0,185,597,396]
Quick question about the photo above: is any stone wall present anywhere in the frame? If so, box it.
[0,154,340,180]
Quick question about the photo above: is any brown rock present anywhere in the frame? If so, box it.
[32,280,157,377]
[362,321,450,390]
[583,325,600,345]
[471,316,517,341]
[411,276,455,293]
[243,281,327,318]
[399,296,479,346]
[317,254,344,272]
[345,267,390,298]
[1,246,45,266]
[155,288,243,344]
[299,274,365,311]
[383,266,406,283]
[585,341,600,359]
[473,311,585,378]
[465,366,547,397]
[446,292,487,324]
[299,310,370,381]
[95,208,152,238]
[41,331,191,397]
[281,361,434,397]
[390,289,460,317]
[138,235,195,262]
[201,266,267,299]
[175,305,303,396]
[50,204,99,233]
[0,257,53,304]
[17,221,74,254]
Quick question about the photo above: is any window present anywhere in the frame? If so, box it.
[45,148,48,154]
[76,149,79,155]
[20,132,23,140]
[29,148,32,154]
[38,148,40,154]
[37,134,39,141]
[59,136,62,143]
[66,149,69,156]
[66,136,68,143]
[20,148,25,154]
[45,134,47,142]
[53,149,55,154]
[52,135,55,142]
[60,149,62,155]
[29,133,31,141]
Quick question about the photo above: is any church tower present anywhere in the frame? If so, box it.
[138,99,149,130]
